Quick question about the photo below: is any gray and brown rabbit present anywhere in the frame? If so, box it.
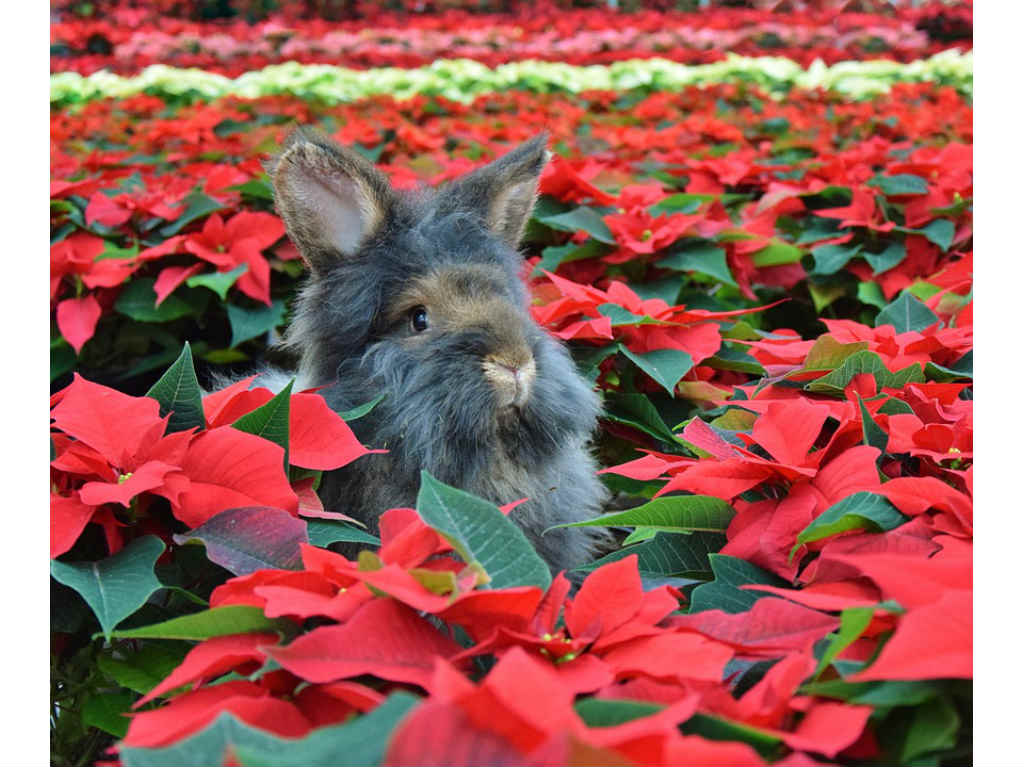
[266,127,609,573]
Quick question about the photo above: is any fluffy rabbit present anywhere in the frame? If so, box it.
[267,127,609,573]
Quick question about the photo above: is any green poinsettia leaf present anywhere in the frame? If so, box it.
[146,342,206,434]
[50,536,166,639]
[875,291,941,333]
[119,693,419,767]
[416,471,550,591]
[688,554,787,615]
[796,491,907,548]
[552,495,734,534]
[110,605,288,641]
[618,345,694,397]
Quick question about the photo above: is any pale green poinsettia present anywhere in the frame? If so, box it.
[51,50,972,106]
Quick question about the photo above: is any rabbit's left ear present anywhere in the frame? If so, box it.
[442,134,549,249]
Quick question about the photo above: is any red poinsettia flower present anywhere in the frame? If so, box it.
[815,187,896,233]
[50,374,192,555]
[183,211,285,304]
[84,188,182,228]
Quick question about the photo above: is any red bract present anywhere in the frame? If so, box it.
[170,426,297,528]
[55,296,102,354]
[134,633,279,707]
[288,393,378,470]
[539,154,617,205]
[816,188,896,233]
[153,263,203,305]
[121,680,311,748]
[202,383,376,471]
[51,232,139,300]
[266,598,465,689]
[852,589,971,681]
[50,492,98,560]
[183,212,285,305]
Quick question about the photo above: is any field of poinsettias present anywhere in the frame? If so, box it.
[50,2,972,766]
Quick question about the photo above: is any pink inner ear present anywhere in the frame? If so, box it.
[487,177,540,247]
[275,139,382,258]
[300,169,374,255]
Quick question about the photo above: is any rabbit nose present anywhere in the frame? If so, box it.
[483,356,537,409]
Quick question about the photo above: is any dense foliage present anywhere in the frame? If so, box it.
[52,80,971,392]
[51,9,972,767]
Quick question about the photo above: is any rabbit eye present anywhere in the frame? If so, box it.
[410,306,429,333]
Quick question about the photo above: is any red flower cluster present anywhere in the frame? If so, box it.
[602,310,972,692]
[50,374,371,558]
[51,3,970,76]
[114,506,904,765]
[532,269,779,375]
[50,83,972,375]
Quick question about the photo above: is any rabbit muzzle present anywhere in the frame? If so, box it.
[483,354,536,410]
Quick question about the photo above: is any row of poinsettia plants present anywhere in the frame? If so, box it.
[51,81,972,391]
[51,76,971,766]
[51,3,972,75]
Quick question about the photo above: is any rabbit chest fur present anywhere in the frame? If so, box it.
[267,128,609,573]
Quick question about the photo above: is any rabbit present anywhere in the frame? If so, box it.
[265,126,610,574]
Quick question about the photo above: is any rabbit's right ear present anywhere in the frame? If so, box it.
[267,127,394,271]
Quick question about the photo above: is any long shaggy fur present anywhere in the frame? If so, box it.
[269,129,610,573]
